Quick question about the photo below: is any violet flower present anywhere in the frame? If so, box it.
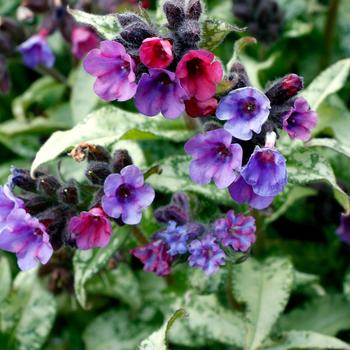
[336,213,350,245]
[84,40,137,102]
[184,128,243,189]
[216,87,271,140]
[101,165,155,225]
[0,185,24,223]
[134,68,188,119]
[158,221,189,256]
[283,97,318,141]
[214,210,256,252]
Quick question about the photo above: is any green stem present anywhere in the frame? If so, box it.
[131,226,149,246]
[184,113,200,130]
[226,262,242,311]
[321,0,341,69]
[36,65,68,86]
[144,165,162,180]
[252,209,266,257]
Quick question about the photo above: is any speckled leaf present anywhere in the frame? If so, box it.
[167,293,245,347]
[139,309,186,350]
[147,155,232,205]
[201,18,246,51]
[31,106,194,176]
[73,226,128,308]
[68,8,120,40]
[307,138,350,159]
[344,270,350,301]
[0,256,11,305]
[232,257,294,350]
[262,331,350,350]
[302,58,350,110]
[0,270,56,350]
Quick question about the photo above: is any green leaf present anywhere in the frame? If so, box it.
[147,155,232,205]
[139,309,186,350]
[278,295,350,336]
[0,256,11,305]
[31,106,193,176]
[262,331,350,350]
[0,270,56,350]
[200,18,245,51]
[232,257,294,350]
[67,8,120,40]
[167,293,245,347]
[227,37,257,68]
[73,226,128,308]
[283,20,313,38]
[302,58,350,110]
[307,138,350,159]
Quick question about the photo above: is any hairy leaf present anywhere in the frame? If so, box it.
[0,256,11,305]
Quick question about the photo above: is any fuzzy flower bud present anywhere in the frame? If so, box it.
[163,0,186,30]
[111,149,133,174]
[86,161,111,185]
[37,175,61,197]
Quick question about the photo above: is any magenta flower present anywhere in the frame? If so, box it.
[216,87,271,141]
[101,165,155,225]
[336,213,350,245]
[214,210,256,252]
[188,235,225,275]
[176,50,223,101]
[84,40,137,101]
[228,176,275,210]
[131,240,172,276]
[68,207,112,250]
[184,128,243,189]
[139,37,173,69]
[282,74,304,97]
[134,69,188,119]
[185,97,218,118]
[71,27,99,60]
[18,31,55,69]
[283,97,318,141]
[0,208,53,271]
[241,147,288,197]
[0,185,24,223]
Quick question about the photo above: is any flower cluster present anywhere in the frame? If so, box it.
[84,0,223,119]
[132,193,256,276]
[0,146,155,271]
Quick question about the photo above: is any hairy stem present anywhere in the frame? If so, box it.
[131,226,149,246]
[226,262,242,311]
[36,65,68,85]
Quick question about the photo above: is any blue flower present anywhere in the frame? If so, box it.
[158,221,190,256]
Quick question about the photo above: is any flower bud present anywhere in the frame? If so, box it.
[37,175,61,197]
[120,22,158,48]
[21,0,49,13]
[163,0,185,30]
[111,149,133,174]
[0,56,10,95]
[58,182,79,205]
[24,194,51,215]
[87,145,111,162]
[177,19,201,44]
[117,12,144,28]
[265,74,304,105]
[71,26,99,60]
[185,97,218,118]
[10,168,37,192]
[186,0,202,21]
[229,61,251,89]
[85,161,111,185]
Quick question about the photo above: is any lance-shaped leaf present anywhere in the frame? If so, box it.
[0,256,11,305]
[306,138,350,159]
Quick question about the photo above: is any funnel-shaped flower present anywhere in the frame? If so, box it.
[139,37,173,69]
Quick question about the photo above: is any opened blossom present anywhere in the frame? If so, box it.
[0,208,53,271]
[0,185,24,223]
[84,40,137,101]
[214,210,256,252]
[184,128,243,189]
[68,207,112,250]
[71,27,99,60]
[216,87,271,140]
[101,165,155,225]
[176,49,223,101]
[135,68,188,119]
[283,97,317,141]
[241,146,288,197]
[185,97,218,118]
[139,37,173,68]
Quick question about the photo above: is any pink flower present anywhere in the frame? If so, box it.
[185,97,218,118]
[68,207,112,250]
[139,37,173,69]
[176,50,223,101]
[71,27,99,60]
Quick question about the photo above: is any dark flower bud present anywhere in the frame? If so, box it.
[117,12,145,28]
[203,121,222,132]
[120,22,158,48]
[0,31,13,55]
[186,0,202,21]
[177,19,201,44]
[0,56,10,95]
[172,192,190,214]
[85,161,111,185]
[58,182,79,205]
[111,149,133,174]
[87,145,111,163]
[89,188,104,208]
[265,74,304,105]
[53,5,66,21]
[0,16,26,44]
[229,62,251,89]
[187,222,205,239]
[37,175,61,197]
[23,195,52,215]
[164,0,186,30]
[21,0,49,13]
[10,168,37,192]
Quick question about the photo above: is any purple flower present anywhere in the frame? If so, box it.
[18,32,55,69]
[241,147,288,197]
[216,87,271,140]
[229,176,274,209]
[0,208,53,271]
[134,68,188,119]
[188,235,225,275]
[101,165,155,225]
[283,97,318,141]
[336,214,350,245]
[214,210,256,252]
[158,221,189,256]
[184,128,243,189]
[0,185,24,224]
[131,240,172,276]
[84,40,137,102]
